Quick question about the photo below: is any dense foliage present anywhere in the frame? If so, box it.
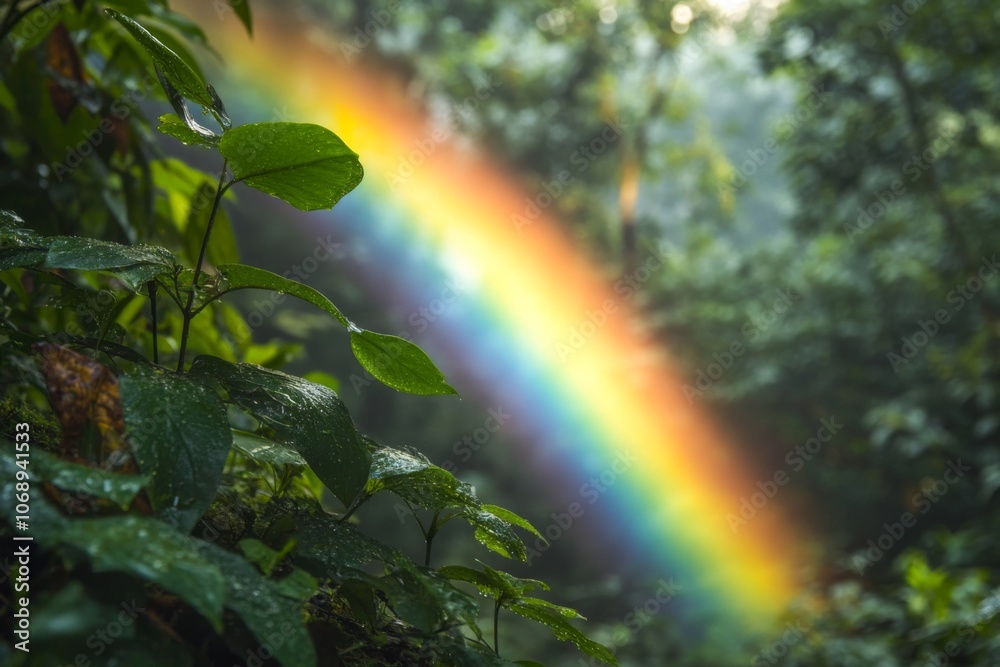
[0,2,616,665]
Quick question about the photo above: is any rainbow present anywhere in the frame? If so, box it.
[182,6,806,627]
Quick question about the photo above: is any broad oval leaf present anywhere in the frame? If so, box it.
[351,330,457,396]
[219,122,363,211]
[29,508,227,632]
[196,541,317,667]
[106,9,214,108]
[120,368,232,532]
[189,355,371,506]
[212,263,349,326]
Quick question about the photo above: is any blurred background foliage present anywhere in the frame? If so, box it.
[3,0,1000,664]
[270,0,1000,663]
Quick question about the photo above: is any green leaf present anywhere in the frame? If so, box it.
[196,541,317,667]
[481,504,546,544]
[155,66,217,139]
[31,448,149,509]
[482,564,549,597]
[158,113,219,148]
[51,515,225,631]
[0,246,47,271]
[464,507,529,561]
[106,9,214,108]
[377,562,480,634]
[294,509,402,576]
[43,237,176,289]
[238,537,290,576]
[120,368,232,533]
[189,356,371,506]
[220,0,253,35]
[366,447,533,559]
[440,564,548,601]
[232,429,307,467]
[367,445,435,481]
[206,265,454,396]
[507,600,617,665]
[272,567,320,603]
[350,330,457,396]
[211,263,349,326]
[439,565,511,600]
[219,122,363,211]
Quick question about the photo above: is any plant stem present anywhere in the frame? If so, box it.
[148,281,159,364]
[176,161,229,372]
[423,510,440,567]
[493,601,501,656]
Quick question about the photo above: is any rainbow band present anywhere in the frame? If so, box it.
[193,9,806,626]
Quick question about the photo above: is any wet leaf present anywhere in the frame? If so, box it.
[120,367,232,532]
[41,512,225,631]
[211,263,349,327]
[377,562,480,634]
[32,448,149,509]
[196,541,317,667]
[43,236,175,290]
[231,430,306,468]
[350,330,457,396]
[294,509,402,576]
[106,9,214,108]
[219,122,363,211]
[190,356,370,506]
[158,113,219,148]
[507,601,616,665]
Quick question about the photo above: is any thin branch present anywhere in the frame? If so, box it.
[493,601,501,656]
[148,280,159,364]
[176,162,229,371]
